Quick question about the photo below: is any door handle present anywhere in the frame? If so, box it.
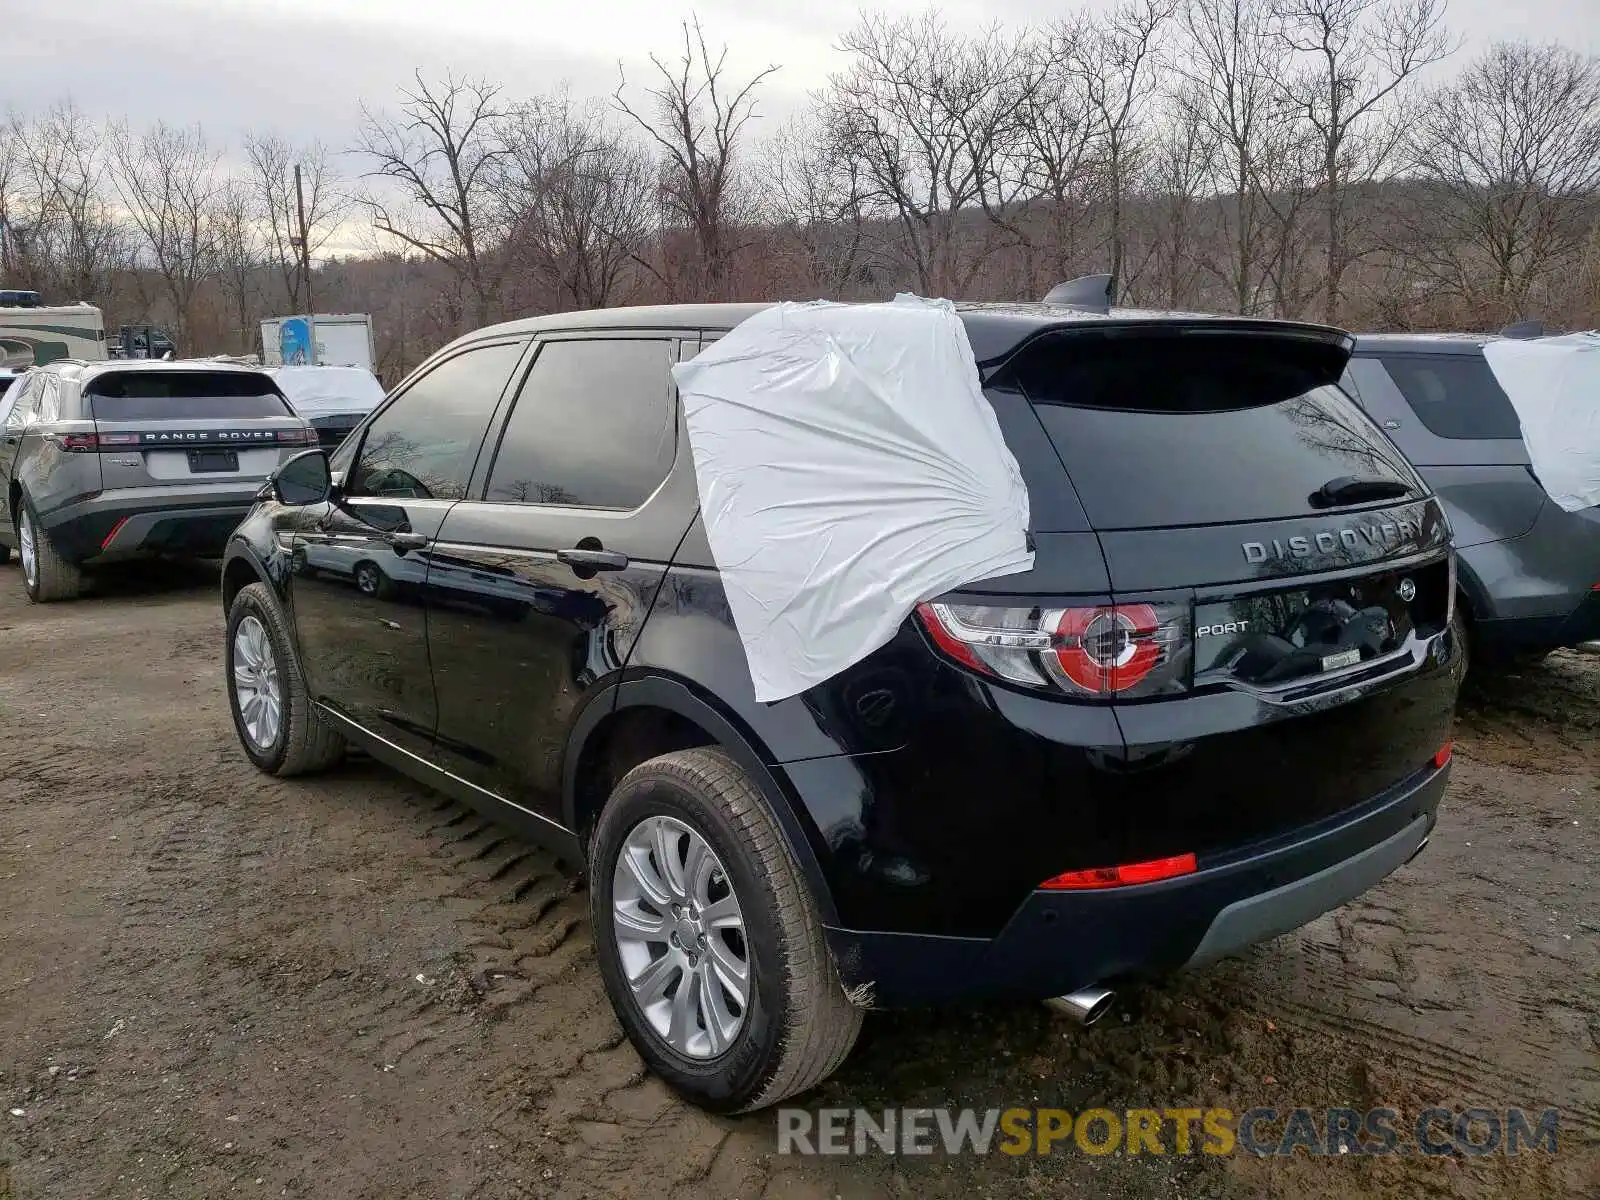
[557,547,629,572]
[386,532,428,553]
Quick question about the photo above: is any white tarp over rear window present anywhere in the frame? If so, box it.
[672,295,1034,703]
[1483,332,1600,512]
[270,365,387,421]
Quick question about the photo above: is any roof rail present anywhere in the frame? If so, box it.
[1042,274,1115,315]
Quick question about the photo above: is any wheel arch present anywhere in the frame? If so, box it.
[222,549,266,612]
[563,674,841,926]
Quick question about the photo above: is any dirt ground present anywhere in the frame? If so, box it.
[0,562,1594,1200]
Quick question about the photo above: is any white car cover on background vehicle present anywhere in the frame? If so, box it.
[1483,333,1600,513]
[672,294,1035,703]
[269,365,386,421]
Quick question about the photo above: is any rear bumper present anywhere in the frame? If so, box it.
[824,760,1447,1007]
[41,486,259,562]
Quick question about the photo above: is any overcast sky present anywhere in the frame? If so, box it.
[4,0,1595,255]
[7,0,1596,149]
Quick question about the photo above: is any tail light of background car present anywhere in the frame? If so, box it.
[54,431,140,452]
[916,601,1193,699]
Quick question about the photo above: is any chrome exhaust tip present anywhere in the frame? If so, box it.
[1044,986,1116,1026]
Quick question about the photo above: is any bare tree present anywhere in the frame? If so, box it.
[1403,41,1600,322]
[756,112,877,297]
[244,134,349,311]
[1145,87,1218,307]
[825,12,1030,297]
[497,93,657,312]
[1270,0,1454,321]
[613,18,778,301]
[8,103,130,302]
[1061,0,1179,297]
[356,72,512,330]
[1180,0,1296,313]
[974,28,1097,296]
[213,179,263,354]
[108,121,225,349]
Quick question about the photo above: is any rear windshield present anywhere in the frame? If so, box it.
[1011,332,1420,530]
[1376,352,1523,440]
[88,371,291,422]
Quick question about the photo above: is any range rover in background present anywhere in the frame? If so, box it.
[0,360,316,600]
[220,302,1461,1112]
[1344,335,1600,666]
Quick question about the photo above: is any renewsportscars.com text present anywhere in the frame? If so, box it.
[777,1106,1560,1158]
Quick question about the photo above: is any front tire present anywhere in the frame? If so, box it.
[17,500,82,603]
[589,748,862,1113]
[226,582,345,776]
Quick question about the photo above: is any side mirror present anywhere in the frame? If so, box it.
[272,448,332,506]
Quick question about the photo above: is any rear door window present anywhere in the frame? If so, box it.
[1377,353,1522,440]
[485,338,675,509]
[89,372,292,421]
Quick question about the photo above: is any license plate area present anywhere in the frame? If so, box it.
[1195,558,1449,687]
[187,449,238,473]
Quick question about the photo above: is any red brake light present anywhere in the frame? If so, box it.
[1433,742,1453,769]
[276,428,316,445]
[1040,852,1198,890]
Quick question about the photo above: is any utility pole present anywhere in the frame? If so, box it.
[293,163,313,315]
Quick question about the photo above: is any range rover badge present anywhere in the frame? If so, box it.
[1397,578,1417,602]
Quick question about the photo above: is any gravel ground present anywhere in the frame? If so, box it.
[0,561,1594,1199]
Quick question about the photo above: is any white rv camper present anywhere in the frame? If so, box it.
[0,296,106,366]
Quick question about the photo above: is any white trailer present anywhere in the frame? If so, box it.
[260,313,376,371]
[0,301,106,366]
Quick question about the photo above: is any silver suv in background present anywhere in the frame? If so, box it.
[1344,334,1600,666]
[0,360,316,602]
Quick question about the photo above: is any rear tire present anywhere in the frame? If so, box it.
[0,543,10,565]
[18,499,82,603]
[589,747,862,1113]
[226,582,345,776]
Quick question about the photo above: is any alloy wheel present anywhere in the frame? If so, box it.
[232,614,283,749]
[19,509,36,589]
[610,815,751,1059]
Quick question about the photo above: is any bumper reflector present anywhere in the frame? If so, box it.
[100,516,131,551]
[1040,851,1198,891]
[1433,742,1453,769]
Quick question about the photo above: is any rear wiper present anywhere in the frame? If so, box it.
[1309,475,1412,508]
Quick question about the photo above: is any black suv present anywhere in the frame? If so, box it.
[221,304,1462,1112]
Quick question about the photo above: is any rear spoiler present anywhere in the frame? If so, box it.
[1042,274,1115,315]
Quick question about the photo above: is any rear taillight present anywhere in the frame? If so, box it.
[54,431,139,452]
[276,427,317,445]
[1040,852,1198,890]
[916,600,1192,699]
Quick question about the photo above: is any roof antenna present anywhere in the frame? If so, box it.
[1042,274,1115,315]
